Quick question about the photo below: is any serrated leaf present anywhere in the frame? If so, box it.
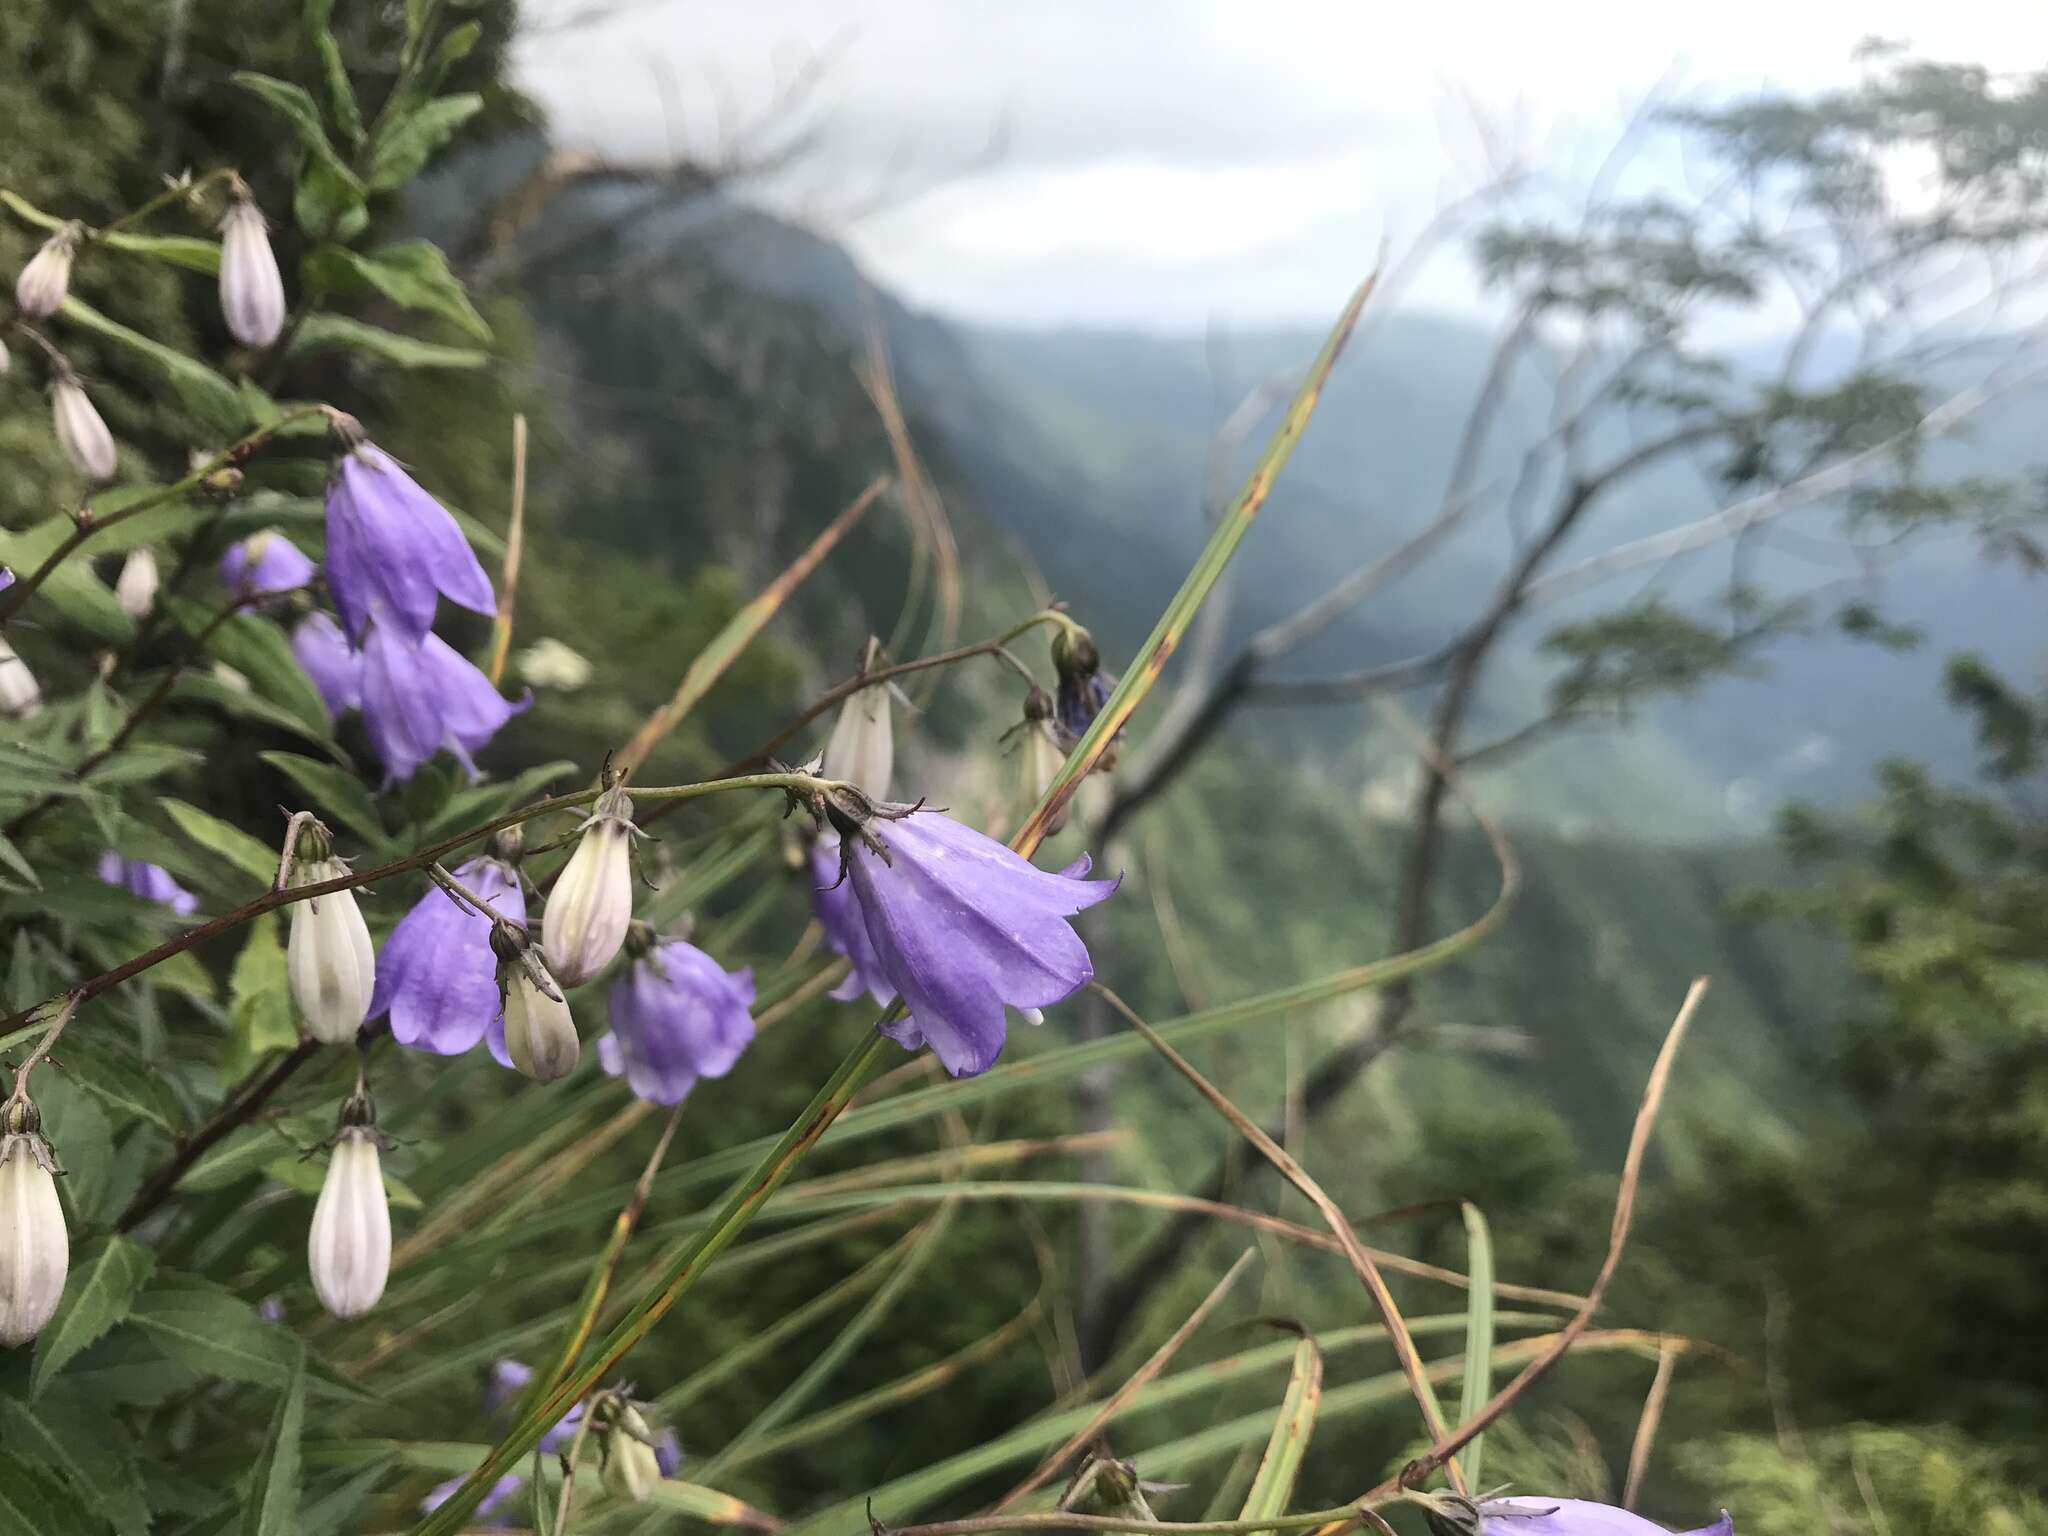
[172,671,349,759]
[0,1391,152,1536]
[225,913,299,1079]
[164,597,329,736]
[287,312,487,369]
[303,238,491,341]
[61,1041,187,1135]
[128,1279,298,1386]
[0,1448,99,1536]
[180,1112,327,1193]
[231,72,363,193]
[260,752,388,849]
[58,295,246,432]
[30,1236,156,1396]
[239,1350,306,1536]
[366,93,482,190]
[162,798,278,886]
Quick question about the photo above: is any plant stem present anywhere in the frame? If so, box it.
[885,1504,1399,1536]
[3,991,82,1103]
[549,1390,600,1536]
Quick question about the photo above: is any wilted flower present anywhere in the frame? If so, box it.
[0,639,41,720]
[1052,624,1116,742]
[285,832,376,1045]
[221,528,316,597]
[51,372,116,482]
[600,927,755,1104]
[809,833,893,1007]
[324,442,495,645]
[542,785,636,986]
[598,1401,679,1504]
[15,222,81,317]
[829,803,1117,1077]
[292,612,362,717]
[515,637,593,691]
[494,929,579,1083]
[218,195,286,347]
[0,1096,67,1348]
[97,853,199,915]
[114,547,159,620]
[372,855,525,1056]
[360,620,528,785]
[1422,1494,1734,1536]
[308,1091,391,1319]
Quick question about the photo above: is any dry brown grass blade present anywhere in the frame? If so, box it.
[993,1248,1260,1512]
[486,412,528,687]
[1622,1339,1681,1510]
[1094,983,1466,1494]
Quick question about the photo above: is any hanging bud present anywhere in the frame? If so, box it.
[0,1096,67,1348]
[308,1091,390,1319]
[541,784,635,987]
[1051,622,1116,755]
[494,928,580,1082]
[50,371,116,482]
[821,639,895,797]
[114,547,159,620]
[15,222,81,318]
[218,195,286,347]
[598,1401,670,1505]
[1014,689,1072,836]
[0,639,42,720]
[286,824,376,1045]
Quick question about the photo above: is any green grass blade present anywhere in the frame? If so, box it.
[1239,1334,1323,1532]
[1455,1201,1496,1490]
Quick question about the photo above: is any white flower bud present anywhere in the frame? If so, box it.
[822,681,894,799]
[308,1118,390,1319]
[515,637,593,691]
[15,224,80,318]
[51,375,116,482]
[601,1403,664,1505]
[1020,721,1071,837]
[499,939,580,1083]
[287,857,377,1045]
[0,639,41,720]
[0,1102,68,1348]
[0,335,11,374]
[218,198,286,347]
[542,788,635,986]
[114,547,159,620]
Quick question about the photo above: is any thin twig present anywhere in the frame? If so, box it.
[550,1388,600,1536]
[884,1504,1401,1536]
[4,990,83,1101]
[1621,1340,1680,1510]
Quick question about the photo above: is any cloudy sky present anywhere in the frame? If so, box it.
[517,1,2048,332]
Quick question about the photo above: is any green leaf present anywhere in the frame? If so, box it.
[314,32,364,149]
[0,1449,99,1536]
[260,751,389,849]
[294,160,369,242]
[422,21,482,93]
[303,238,491,341]
[180,1113,327,1194]
[29,1236,156,1397]
[61,1041,187,1136]
[128,1279,299,1386]
[0,832,40,889]
[365,93,483,190]
[239,1350,306,1536]
[0,190,219,272]
[225,914,298,1079]
[172,671,349,759]
[162,798,278,886]
[58,295,246,432]
[165,597,328,736]
[264,1153,423,1210]
[287,312,487,369]
[231,72,363,194]
[0,1390,151,1536]
[1239,1333,1323,1533]
[1455,1201,1497,1490]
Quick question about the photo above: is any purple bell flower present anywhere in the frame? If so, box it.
[0,567,16,591]
[654,1428,683,1478]
[421,1474,524,1527]
[221,529,317,597]
[837,808,1117,1077]
[1432,1497,1733,1536]
[325,443,495,645]
[371,857,525,1055]
[598,936,755,1105]
[292,612,362,717]
[809,835,894,1007]
[96,853,199,916]
[359,620,528,785]
[481,1357,582,1451]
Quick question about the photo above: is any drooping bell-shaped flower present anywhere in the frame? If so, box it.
[324,442,495,645]
[285,830,376,1045]
[809,834,894,1007]
[308,1092,391,1319]
[0,1097,67,1348]
[1422,1494,1734,1536]
[372,854,526,1056]
[51,373,116,482]
[598,1401,678,1504]
[830,801,1118,1077]
[15,223,80,318]
[542,785,635,987]
[218,195,286,347]
[114,547,159,620]
[600,927,755,1104]
[494,929,579,1083]
[97,853,199,915]
[0,639,42,720]
[359,620,528,785]
[221,528,317,597]
[821,668,894,799]
[292,612,363,717]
